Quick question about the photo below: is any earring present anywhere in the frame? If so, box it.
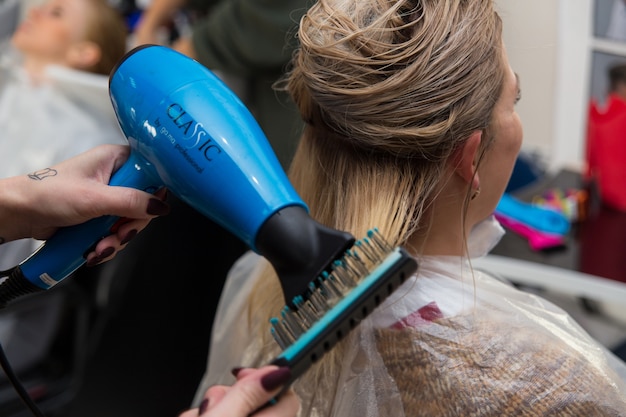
[471,186,481,201]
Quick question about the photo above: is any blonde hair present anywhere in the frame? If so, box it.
[245,0,505,408]
[82,0,128,75]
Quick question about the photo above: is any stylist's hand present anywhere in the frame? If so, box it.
[0,144,170,265]
[178,366,299,417]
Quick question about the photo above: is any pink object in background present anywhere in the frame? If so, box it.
[494,212,565,251]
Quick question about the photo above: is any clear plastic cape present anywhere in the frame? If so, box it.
[196,216,626,416]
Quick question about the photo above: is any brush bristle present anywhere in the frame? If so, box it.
[270,228,393,350]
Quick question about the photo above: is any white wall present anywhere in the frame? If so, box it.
[553,0,594,172]
[497,0,559,169]
[497,0,593,173]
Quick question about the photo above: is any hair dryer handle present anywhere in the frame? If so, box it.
[17,152,161,290]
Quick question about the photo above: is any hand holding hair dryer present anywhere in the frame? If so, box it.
[0,45,410,309]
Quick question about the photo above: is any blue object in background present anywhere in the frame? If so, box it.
[496,193,571,236]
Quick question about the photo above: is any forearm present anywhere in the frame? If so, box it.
[0,174,34,244]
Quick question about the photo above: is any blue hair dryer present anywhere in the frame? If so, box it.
[0,45,354,308]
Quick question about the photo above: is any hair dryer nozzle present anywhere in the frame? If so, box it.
[256,206,355,307]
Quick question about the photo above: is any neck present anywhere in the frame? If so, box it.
[20,55,67,83]
[405,176,474,258]
[22,59,47,82]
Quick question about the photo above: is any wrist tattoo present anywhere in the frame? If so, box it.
[28,168,58,181]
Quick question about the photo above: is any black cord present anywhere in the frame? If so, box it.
[0,265,49,416]
[0,334,46,417]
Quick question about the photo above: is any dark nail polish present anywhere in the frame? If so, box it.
[147,198,170,216]
[82,242,98,260]
[86,246,115,267]
[85,256,101,267]
[198,398,209,414]
[231,367,243,377]
[120,229,137,245]
[99,247,115,259]
[260,367,292,391]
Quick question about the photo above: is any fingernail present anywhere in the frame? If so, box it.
[120,229,137,245]
[147,198,170,216]
[99,246,115,259]
[85,256,100,267]
[230,367,243,377]
[198,398,209,414]
[85,246,115,267]
[260,367,291,391]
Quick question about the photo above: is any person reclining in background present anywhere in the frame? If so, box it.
[0,0,129,379]
[195,0,626,415]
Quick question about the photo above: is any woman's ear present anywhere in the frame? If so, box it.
[66,41,101,71]
[452,130,482,188]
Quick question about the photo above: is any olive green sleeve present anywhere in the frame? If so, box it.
[190,0,309,77]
